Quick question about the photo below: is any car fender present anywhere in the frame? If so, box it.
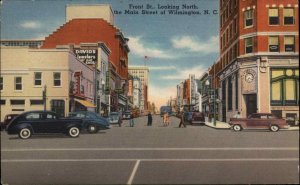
[15,123,34,133]
[65,123,82,131]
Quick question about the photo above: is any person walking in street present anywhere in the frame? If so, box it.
[166,112,170,126]
[178,111,186,128]
[147,112,153,126]
[129,113,135,127]
[163,112,167,126]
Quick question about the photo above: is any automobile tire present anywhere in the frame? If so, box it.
[87,125,98,133]
[68,127,80,137]
[233,125,242,131]
[270,125,279,132]
[18,128,31,139]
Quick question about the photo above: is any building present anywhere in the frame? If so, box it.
[132,77,141,109]
[1,40,43,48]
[41,4,130,112]
[216,0,299,124]
[1,46,96,121]
[128,66,149,112]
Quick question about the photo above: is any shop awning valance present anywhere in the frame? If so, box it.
[75,99,96,108]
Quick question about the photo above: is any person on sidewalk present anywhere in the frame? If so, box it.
[129,113,135,127]
[234,112,241,118]
[178,111,186,128]
[147,112,152,126]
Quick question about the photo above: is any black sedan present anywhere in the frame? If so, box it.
[68,111,110,133]
[6,111,83,139]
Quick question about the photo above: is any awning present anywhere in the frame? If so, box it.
[75,99,96,108]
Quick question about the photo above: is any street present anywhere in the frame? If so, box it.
[1,115,299,184]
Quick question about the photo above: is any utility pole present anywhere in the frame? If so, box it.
[43,85,47,111]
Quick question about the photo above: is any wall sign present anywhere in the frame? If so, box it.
[74,49,98,65]
[241,68,257,94]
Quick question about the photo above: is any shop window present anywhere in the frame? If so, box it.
[30,100,44,105]
[284,36,295,52]
[0,77,3,90]
[270,69,298,106]
[34,72,42,86]
[283,8,294,25]
[268,36,279,52]
[15,77,22,90]
[228,76,232,111]
[10,100,25,105]
[269,8,279,25]
[235,73,238,110]
[245,37,253,54]
[53,72,61,86]
[244,9,253,27]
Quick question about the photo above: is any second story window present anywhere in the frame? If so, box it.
[53,72,61,86]
[15,77,22,90]
[269,8,279,25]
[245,37,253,54]
[284,36,295,52]
[268,36,279,52]
[0,77,3,90]
[34,72,42,86]
[244,10,253,27]
[283,8,294,25]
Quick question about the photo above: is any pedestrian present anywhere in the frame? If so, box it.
[163,112,167,126]
[147,112,152,126]
[118,111,123,127]
[166,112,170,126]
[129,113,135,127]
[234,111,241,118]
[178,111,186,128]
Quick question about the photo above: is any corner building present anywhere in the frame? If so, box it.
[217,0,299,124]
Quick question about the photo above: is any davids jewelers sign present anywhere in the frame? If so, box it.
[74,49,98,65]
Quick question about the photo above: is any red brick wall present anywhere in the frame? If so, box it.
[42,19,129,80]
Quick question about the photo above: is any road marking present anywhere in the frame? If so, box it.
[127,160,140,185]
[1,147,299,152]
[2,158,299,162]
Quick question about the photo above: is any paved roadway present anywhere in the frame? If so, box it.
[1,115,299,184]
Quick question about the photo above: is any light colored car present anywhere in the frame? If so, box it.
[109,112,122,126]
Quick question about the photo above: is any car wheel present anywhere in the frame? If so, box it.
[270,125,279,132]
[87,125,98,133]
[233,125,242,131]
[68,127,80,137]
[18,128,31,139]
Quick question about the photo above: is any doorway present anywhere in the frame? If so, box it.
[245,94,257,117]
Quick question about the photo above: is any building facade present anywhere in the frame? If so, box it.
[217,0,299,124]
[128,66,149,113]
[1,47,96,121]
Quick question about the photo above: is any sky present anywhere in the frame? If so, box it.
[0,0,220,108]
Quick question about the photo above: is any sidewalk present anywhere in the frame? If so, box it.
[205,121,299,131]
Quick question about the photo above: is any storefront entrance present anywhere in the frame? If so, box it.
[245,94,257,117]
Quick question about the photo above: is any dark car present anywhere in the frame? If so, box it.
[6,111,83,139]
[229,113,289,132]
[122,111,131,120]
[191,112,205,125]
[68,111,110,133]
[108,112,122,126]
[1,114,19,131]
[184,112,193,122]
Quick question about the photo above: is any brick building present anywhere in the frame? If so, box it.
[214,0,299,124]
[41,5,130,112]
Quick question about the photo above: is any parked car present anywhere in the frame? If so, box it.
[191,112,205,125]
[68,111,110,133]
[1,114,19,131]
[6,111,83,139]
[108,112,122,126]
[229,113,289,132]
[122,111,131,120]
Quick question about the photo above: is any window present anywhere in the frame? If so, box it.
[53,72,61,86]
[25,113,41,120]
[0,77,3,90]
[283,8,294,25]
[245,37,253,54]
[244,10,253,27]
[30,100,44,105]
[228,76,232,111]
[34,72,42,86]
[284,36,295,52]
[268,36,279,52]
[0,99,5,105]
[269,8,279,25]
[15,77,22,90]
[10,100,25,105]
[271,69,299,106]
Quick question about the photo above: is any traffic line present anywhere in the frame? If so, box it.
[1,158,299,162]
[1,147,299,152]
[127,160,140,185]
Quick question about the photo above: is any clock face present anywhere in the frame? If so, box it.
[245,73,254,83]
